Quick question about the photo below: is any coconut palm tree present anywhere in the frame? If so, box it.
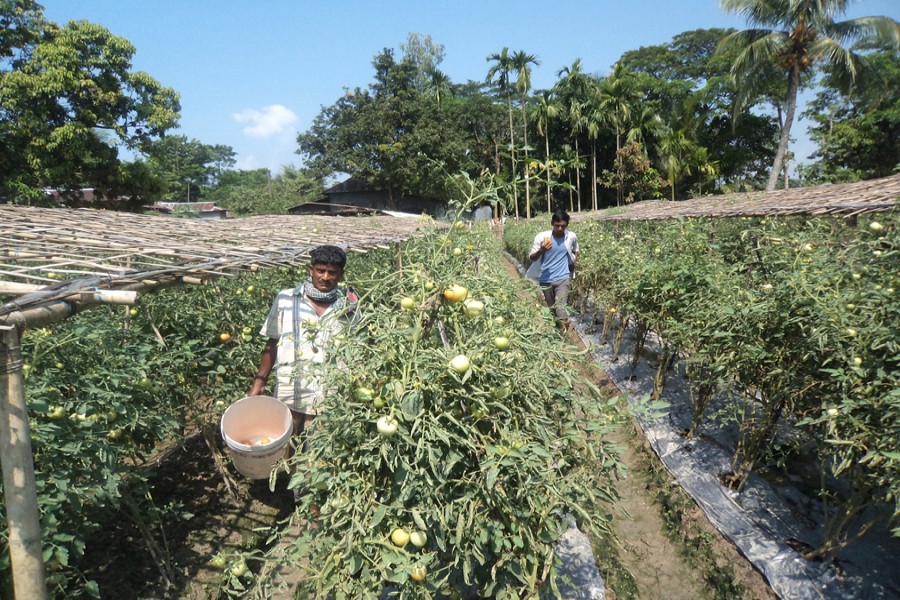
[486,47,519,218]
[533,90,561,213]
[718,0,900,191]
[511,50,540,219]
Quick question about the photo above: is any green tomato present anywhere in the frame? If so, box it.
[48,406,66,420]
[230,561,248,577]
[330,494,350,510]
[376,416,398,436]
[493,336,510,350]
[449,354,470,374]
[409,530,428,548]
[211,555,227,568]
[355,387,374,402]
[372,397,386,409]
[400,297,416,310]
[390,528,410,547]
[463,299,484,317]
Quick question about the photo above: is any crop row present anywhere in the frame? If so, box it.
[505,210,899,560]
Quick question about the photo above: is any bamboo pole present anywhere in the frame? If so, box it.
[0,324,49,600]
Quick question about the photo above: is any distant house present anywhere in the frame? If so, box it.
[288,177,443,216]
[43,187,139,210]
[146,202,229,220]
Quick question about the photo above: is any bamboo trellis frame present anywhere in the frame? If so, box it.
[0,210,435,325]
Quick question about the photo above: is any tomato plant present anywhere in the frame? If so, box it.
[239,214,622,598]
[505,208,900,560]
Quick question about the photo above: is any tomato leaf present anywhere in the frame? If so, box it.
[412,509,427,531]
[370,505,386,528]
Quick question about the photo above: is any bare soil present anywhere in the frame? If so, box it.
[78,434,293,599]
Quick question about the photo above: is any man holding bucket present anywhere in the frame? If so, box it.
[249,245,358,438]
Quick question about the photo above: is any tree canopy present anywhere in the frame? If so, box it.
[0,0,180,206]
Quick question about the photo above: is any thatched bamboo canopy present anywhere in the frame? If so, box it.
[572,172,900,222]
[0,209,435,327]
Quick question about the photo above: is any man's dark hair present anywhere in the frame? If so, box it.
[551,211,570,224]
[310,245,347,269]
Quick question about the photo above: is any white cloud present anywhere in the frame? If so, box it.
[233,104,298,139]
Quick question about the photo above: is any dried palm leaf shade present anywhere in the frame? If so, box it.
[0,210,434,326]
[571,172,900,221]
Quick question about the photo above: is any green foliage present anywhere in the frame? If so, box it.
[802,49,900,182]
[0,268,304,595]
[506,210,900,559]
[619,28,778,188]
[297,49,489,205]
[235,224,623,598]
[599,142,666,203]
[0,3,180,204]
[143,135,235,201]
[209,166,324,216]
[718,0,900,189]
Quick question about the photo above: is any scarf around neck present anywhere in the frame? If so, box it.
[301,277,341,304]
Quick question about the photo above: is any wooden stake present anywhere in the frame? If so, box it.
[0,325,49,600]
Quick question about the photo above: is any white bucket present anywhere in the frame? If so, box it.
[220,395,292,479]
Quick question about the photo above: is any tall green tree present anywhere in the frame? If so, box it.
[718,0,900,190]
[144,136,234,201]
[486,47,519,218]
[210,166,323,216]
[553,60,593,210]
[0,1,180,205]
[400,32,446,93]
[597,63,643,205]
[511,50,539,218]
[533,90,561,213]
[620,28,780,190]
[297,49,484,206]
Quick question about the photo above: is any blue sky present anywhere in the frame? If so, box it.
[41,1,900,175]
